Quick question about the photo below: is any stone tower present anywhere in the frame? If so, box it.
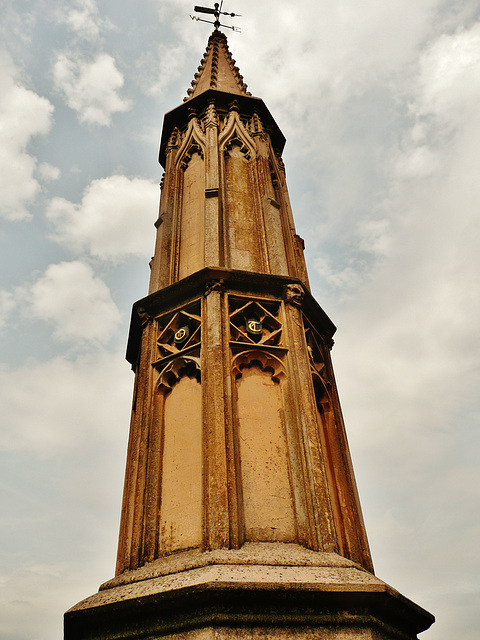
[65,29,434,640]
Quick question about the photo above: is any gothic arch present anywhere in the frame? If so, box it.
[219,108,266,272]
[173,117,206,280]
[231,349,286,382]
[219,109,256,160]
[157,356,201,391]
[175,117,206,170]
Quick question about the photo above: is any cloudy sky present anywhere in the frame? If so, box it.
[1,0,479,638]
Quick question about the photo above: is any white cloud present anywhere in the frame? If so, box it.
[27,261,121,343]
[332,23,480,457]
[0,290,15,330]
[53,53,131,126]
[136,43,190,98]
[56,0,108,41]
[415,23,480,124]
[234,0,439,112]
[0,351,131,634]
[46,174,158,261]
[0,349,131,455]
[313,256,362,294]
[37,162,60,182]
[0,51,54,220]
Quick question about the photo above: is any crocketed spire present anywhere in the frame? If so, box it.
[184,30,251,101]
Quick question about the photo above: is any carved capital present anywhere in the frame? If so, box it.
[137,307,153,326]
[283,283,305,307]
[204,279,225,297]
[228,99,240,113]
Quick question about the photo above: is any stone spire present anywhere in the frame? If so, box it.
[185,30,251,100]
[64,29,434,640]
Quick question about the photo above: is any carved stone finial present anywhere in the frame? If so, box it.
[249,112,266,138]
[166,127,180,152]
[204,102,218,128]
[283,283,305,307]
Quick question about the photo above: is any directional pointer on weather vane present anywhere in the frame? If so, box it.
[190,1,242,32]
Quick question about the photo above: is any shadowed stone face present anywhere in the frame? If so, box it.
[236,365,296,542]
[160,375,202,554]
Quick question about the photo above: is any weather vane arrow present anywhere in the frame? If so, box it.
[190,2,242,32]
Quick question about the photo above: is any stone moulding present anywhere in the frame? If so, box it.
[159,89,285,168]
[65,544,434,640]
[126,268,336,368]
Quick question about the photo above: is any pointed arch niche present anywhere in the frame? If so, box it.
[176,119,206,280]
[220,109,264,272]
[157,356,202,555]
[232,350,296,543]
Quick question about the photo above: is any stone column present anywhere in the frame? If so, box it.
[201,281,234,549]
[203,102,222,268]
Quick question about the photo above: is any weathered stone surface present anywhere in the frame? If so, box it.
[65,546,433,639]
[65,28,434,640]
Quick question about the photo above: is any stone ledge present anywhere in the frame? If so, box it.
[78,564,384,611]
[101,544,361,590]
[65,562,434,640]
[127,268,336,366]
[66,546,433,638]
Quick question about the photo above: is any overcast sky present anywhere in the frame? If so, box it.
[1,1,479,639]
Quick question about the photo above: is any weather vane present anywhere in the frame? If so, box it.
[190,1,241,32]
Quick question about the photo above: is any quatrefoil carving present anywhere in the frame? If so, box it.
[156,304,201,360]
[229,298,282,346]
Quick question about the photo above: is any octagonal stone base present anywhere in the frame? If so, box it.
[65,543,433,640]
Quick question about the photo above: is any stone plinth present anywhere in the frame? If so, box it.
[65,543,433,640]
